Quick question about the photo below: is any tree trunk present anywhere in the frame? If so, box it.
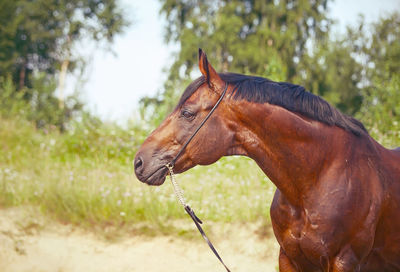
[18,62,26,89]
[58,34,72,109]
[58,58,70,109]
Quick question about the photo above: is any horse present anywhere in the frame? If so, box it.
[134,49,400,271]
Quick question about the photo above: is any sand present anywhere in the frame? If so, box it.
[0,207,279,272]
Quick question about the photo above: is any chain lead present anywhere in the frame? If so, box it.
[166,164,187,208]
[165,163,231,272]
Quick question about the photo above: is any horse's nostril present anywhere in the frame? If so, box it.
[134,156,143,171]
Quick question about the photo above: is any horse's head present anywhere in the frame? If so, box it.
[134,49,236,185]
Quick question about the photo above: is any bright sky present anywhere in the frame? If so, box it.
[72,0,400,122]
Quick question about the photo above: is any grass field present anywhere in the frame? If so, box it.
[0,117,274,236]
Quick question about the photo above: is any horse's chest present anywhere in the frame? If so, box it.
[270,190,330,269]
[277,223,328,269]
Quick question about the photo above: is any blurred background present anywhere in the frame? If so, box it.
[0,0,399,271]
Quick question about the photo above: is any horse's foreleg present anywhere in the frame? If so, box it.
[330,245,360,272]
[279,247,298,272]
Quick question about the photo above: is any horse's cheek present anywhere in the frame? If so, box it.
[194,140,224,164]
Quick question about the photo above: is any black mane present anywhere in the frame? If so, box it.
[177,73,367,136]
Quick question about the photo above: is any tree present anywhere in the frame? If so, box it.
[0,0,129,129]
[296,33,364,115]
[356,12,400,145]
[161,0,331,78]
[0,0,128,89]
[139,0,333,126]
[362,12,400,81]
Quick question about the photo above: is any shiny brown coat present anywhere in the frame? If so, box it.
[134,50,400,271]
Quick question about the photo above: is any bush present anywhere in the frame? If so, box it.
[0,73,83,131]
[358,71,400,147]
[0,76,29,118]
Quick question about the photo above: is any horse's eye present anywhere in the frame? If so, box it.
[181,109,195,120]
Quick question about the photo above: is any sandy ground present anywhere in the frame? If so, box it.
[0,207,279,272]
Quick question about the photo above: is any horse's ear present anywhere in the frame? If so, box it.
[198,48,225,94]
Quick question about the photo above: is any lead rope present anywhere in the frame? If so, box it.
[166,163,231,272]
[166,164,187,207]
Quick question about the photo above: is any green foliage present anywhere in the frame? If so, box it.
[0,0,129,130]
[0,76,27,117]
[301,12,400,119]
[358,72,400,147]
[0,74,83,130]
[0,0,129,86]
[139,79,189,128]
[351,12,400,146]
[55,114,144,166]
[297,36,364,114]
[161,0,330,78]
[362,13,400,80]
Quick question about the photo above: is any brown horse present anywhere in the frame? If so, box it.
[134,49,400,271]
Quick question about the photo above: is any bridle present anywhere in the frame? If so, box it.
[166,82,228,169]
[166,82,231,272]
[141,82,228,182]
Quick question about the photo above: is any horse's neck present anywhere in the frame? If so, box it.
[233,102,349,206]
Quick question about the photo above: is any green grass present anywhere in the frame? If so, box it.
[0,117,274,235]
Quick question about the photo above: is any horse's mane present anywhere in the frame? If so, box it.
[177,73,368,137]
